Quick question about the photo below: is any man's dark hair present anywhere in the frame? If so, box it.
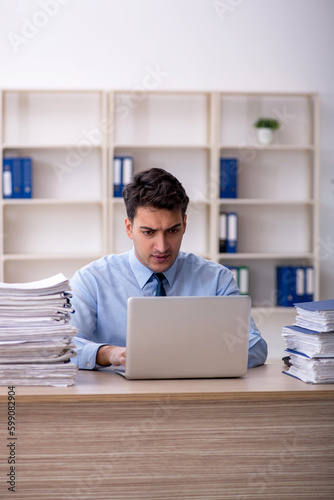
[123,168,189,222]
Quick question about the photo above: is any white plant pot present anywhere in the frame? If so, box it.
[257,128,274,145]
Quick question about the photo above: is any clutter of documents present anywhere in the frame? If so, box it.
[282,299,334,384]
[0,273,78,386]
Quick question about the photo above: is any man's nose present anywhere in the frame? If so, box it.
[154,233,169,253]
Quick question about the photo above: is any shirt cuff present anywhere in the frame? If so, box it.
[248,336,268,368]
[72,337,110,370]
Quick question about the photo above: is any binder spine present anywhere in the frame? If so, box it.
[122,157,133,187]
[296,266,305,302]
[3,159,13,198]
[113,157,123,198]
[12,158,22,198]
[276,266,294,307]
[220,158,238,199]
[238,266,249,295]
[21,158,32,199]
[226,212,238,253]
[305,267,314,302]
[219,212,227,253]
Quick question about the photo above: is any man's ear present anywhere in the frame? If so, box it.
[182,214,187,234]
[125,218,133,239]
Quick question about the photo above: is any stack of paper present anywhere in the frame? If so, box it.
[294,300,334,332]
[282,325,334,358]
[282,299,334,384]
[0,273,78,386]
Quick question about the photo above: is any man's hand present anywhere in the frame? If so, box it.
[97,345,126,367]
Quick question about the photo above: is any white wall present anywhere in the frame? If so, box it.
[0,0,333,299]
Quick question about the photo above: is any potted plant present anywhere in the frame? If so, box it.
[254,118,280,145]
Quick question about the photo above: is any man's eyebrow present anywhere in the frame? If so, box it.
[139,223,182,231]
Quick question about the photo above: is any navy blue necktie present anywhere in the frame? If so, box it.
[153,273,166,296]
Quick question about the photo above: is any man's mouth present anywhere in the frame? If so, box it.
[151,254,171,263]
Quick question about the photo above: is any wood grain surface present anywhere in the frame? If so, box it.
[1,363,333,499]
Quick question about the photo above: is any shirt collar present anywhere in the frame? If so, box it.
[129,247,179,289]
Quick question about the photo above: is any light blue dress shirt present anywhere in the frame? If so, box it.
[70,248,268,370]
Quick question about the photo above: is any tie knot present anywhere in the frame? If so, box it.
[152,273,166,296]
[153,273,165,283]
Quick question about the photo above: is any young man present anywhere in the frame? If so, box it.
[70,168,267,370]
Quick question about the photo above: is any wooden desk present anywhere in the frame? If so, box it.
[1,363,334,499]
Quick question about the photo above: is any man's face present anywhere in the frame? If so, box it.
[125,206,187,273]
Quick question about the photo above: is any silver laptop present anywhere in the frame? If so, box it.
[115,295,251,379]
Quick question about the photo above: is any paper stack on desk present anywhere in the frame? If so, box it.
[294,300,334,332]
[0,273,78,386]
[282,299,334,384]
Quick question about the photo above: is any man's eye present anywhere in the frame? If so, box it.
[168,229,179,234]
[143,230,153,235]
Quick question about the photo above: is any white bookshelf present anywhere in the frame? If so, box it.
[0,89,108,282]
[214,92,319,317]
[0,90,319,319]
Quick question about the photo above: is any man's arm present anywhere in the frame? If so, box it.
[72,335,107,370]
[247,316,268,368]
[70,270,127,370]
[96,345,126,367]
[72,334,126,370]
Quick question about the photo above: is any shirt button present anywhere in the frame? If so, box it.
[86,362,91,367]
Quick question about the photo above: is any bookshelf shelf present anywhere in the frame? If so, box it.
[218,199,315,206]
[114,144,211,150]
[0,89,319,319]
[218,252,315,259]
[219,145,315,151]
[3,253,102,261]
[3,199,103,206]
[2,144,103,150]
